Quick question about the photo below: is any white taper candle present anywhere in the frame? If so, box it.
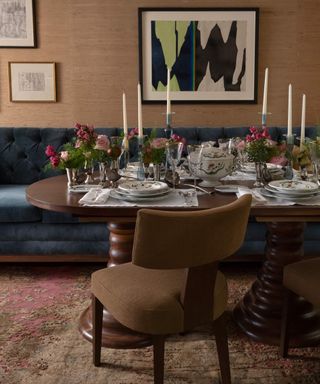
[122,92,128,136]
[166,67,171,115]
[137,83,143,138]
[300,94,306,149]
[287,84,292,137]
[262,68,268,119]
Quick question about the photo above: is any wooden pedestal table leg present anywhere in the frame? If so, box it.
[79,221,152,349]
[233,221,320,346]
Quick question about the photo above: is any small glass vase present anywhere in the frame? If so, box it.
[153,163,161,181]
[66,168,78,188]
[98,162,108,185]
[254,162,266,187]
[84,159,95,184]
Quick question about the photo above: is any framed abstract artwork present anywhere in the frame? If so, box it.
[9,62,56,102]
[138,8,259,104]
[0,0,36,47]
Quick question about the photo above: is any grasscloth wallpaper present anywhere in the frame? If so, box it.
[0,0,319,128]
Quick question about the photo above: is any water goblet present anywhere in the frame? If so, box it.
[109,136,123,170]
[308,141,320,185]
[166,142,184,188]
[187,144,202,187]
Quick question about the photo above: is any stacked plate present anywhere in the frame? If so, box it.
[242,162,284,179]
[111,180,170,202]
[261,180,320,201]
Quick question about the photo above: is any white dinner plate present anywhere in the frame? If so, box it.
[242,163,282,174]
[260,188,319,201]
[265,184,320,197]
[118,180,169,195]
[115,188,170,198]
[110,189,170,202]
[268,180,319,193]
[215,185,239,193]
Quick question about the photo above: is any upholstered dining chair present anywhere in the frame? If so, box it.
[280,257,320,357]
[91,195,252,384]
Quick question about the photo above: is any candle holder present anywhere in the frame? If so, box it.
[283,134,295,180]
[163,112,175,139]
[121,135,130,170]
[258,112,272,126]
[137,136,146,181]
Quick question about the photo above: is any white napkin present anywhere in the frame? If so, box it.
[237,186,267,203]
[236,186,295,206]
[79,188,111,205]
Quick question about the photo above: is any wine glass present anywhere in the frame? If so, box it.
[308,140,320,185]
[166,142,184,188]
[187,144,202,186]
[109,136,123,170]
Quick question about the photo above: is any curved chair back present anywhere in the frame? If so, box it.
[132,195,252,269]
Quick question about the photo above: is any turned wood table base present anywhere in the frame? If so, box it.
[233,221,320,346]
[78,221,152,349]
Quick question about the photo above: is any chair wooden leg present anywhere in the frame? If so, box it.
[153,335,165,384]
[214,314,231,384]
[92,295,103,367]
[280,289,293,358]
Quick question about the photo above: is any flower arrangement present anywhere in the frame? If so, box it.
[45,123,101,170]
[245,126,278,163]
[141,130,185,165]
[45,142,84,170]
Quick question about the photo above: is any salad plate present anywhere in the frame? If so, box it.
[268,180,319,193]
[118,180,169,195]
[110,189,170,202]
[265,184,320,197]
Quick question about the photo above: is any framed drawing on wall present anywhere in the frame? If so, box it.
[138,8,259,104]
[0,0,36,47]
[9,62,56,102]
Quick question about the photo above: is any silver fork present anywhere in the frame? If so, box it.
[181,183,215,195]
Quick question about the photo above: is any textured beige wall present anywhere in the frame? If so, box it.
[0,0,319,128]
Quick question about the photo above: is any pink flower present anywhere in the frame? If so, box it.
[150,138,168,149]
[236,140,246,150]
[269,155,288,166]
[95,135,110,151]
[60,151,69,161]
[45,145,56,157]
[50,155,60,168]
[128,128,139,139]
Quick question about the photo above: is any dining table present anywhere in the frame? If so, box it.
[26,174,320,349]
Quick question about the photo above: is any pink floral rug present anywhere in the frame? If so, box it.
[0,264,319,384]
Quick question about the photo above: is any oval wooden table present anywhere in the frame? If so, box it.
[26,175,320,348]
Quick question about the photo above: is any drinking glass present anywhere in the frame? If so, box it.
[187,144,202,186]
[109,136,123,170]
[166,142,184,188]
[308,141,320,185]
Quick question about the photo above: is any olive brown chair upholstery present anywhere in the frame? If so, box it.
[91,195,252,384]
[280,257,320,357]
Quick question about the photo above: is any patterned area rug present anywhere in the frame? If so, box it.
[0,263,319,384]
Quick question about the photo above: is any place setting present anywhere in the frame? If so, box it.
[78,179,199,207]
[259,180,320,204]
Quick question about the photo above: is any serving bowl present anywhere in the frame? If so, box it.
[189,147,234,187]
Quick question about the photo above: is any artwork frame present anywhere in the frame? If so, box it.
[9,62,56,102]
[138,8,259,104]
[0,0,36,48]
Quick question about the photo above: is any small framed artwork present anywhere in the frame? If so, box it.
[139,8,259,104]
[9,62,56,102]
[0,0,36,47]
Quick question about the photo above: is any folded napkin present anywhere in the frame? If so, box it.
[236,187,295,206]
[79,188,111,205]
